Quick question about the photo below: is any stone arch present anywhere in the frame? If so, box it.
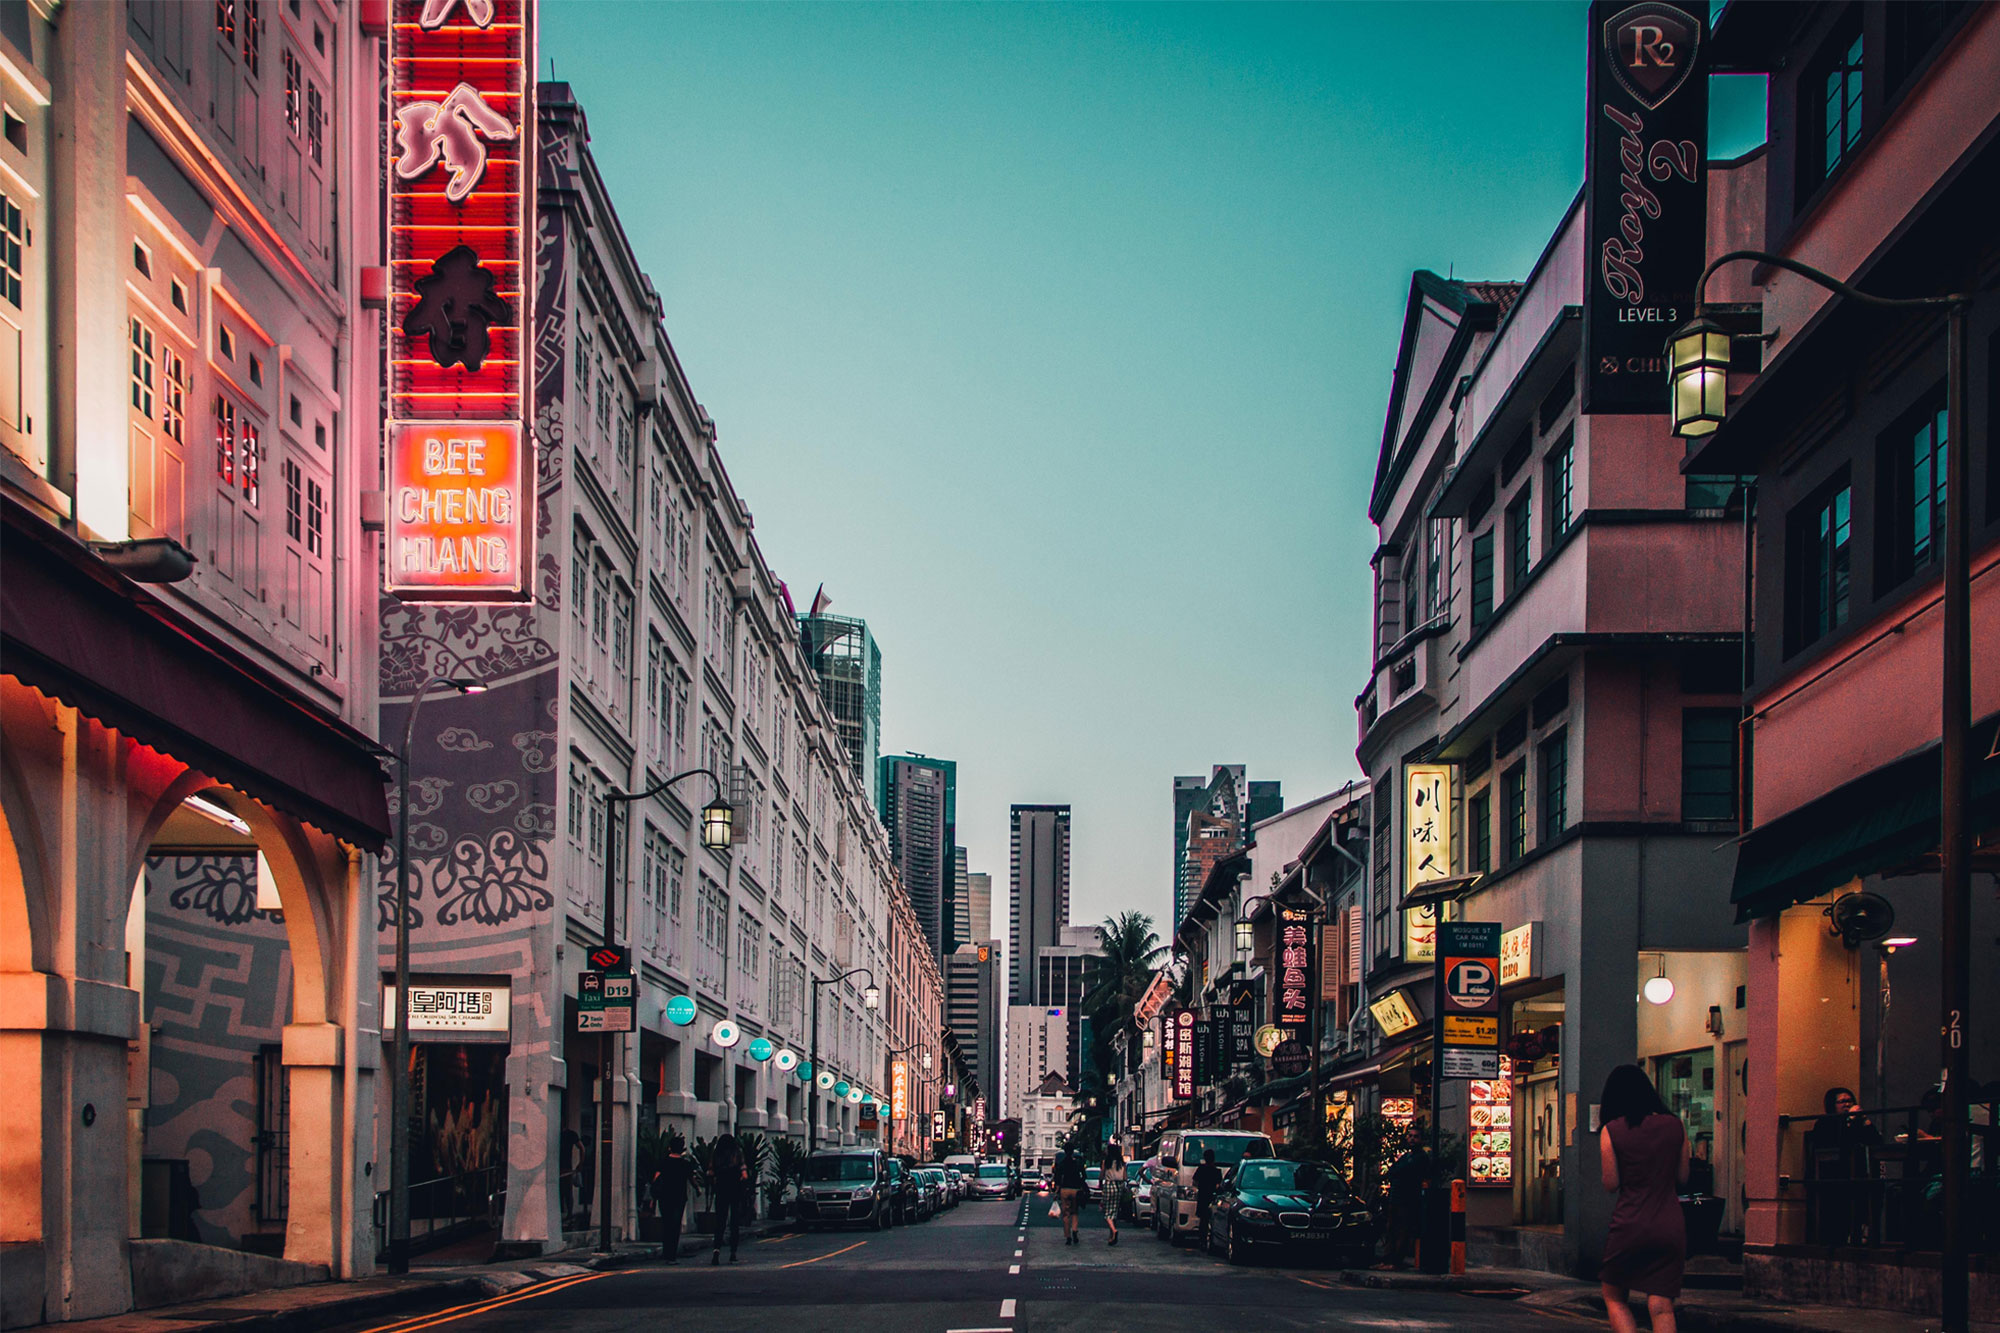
[0,730,54,974]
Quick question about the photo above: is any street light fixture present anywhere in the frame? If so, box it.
[1668,249,1974,1333]
[809,966,876,1153]
[388,675,484,1275]
[594,766,732,1254]
[1665,314,1732,438]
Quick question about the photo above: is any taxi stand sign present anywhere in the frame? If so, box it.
[1434,921,1501,1080]
[577,968,637,1033]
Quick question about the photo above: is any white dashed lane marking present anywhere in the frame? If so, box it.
[1000,1299,1017,1318]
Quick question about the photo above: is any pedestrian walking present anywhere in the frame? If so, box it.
[1051,1144,1087,1245]
[1374,1123,1431,1270]
[709,1133,751,1264]
[1191,1149,1222,1244]
[651,1138,695,1263]
[1597,1064,1689,1333]
[1099,1144,1127,1245]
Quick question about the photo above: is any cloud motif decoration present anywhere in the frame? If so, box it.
[514,803,556,838]
[437,727,493,753]
[513,729,556,774]
[467,779,521,814]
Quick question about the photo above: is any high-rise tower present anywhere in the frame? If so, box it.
[1008,804,1071,1006]
[878,754,956,961]
[799,612,883,806]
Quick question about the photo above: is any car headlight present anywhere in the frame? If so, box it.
[854,1187,874,1198]
[1236,1207,1274,1223]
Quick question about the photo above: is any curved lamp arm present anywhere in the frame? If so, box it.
[610,765,727,809]
[1696,249,1968,315]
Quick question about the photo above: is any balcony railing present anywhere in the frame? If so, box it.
[372,1164,505,1259]
[1775,1100,1999,1254]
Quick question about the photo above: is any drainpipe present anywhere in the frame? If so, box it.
[340,848,363,1278]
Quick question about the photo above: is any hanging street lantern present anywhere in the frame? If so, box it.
[1667,315,1731,438]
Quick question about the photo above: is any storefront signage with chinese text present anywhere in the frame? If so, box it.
[1172,1008,1196,1100]
[1369,989,1420,1038]
[1275,907,1315,1033]
[1403,764,1453,962]
[387,0,536,602]
[1500,922,1540,986]
[891,1060,909,1121]
[384,982,510,1038]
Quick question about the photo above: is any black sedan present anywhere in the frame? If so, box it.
[1205,1159,1377,1266]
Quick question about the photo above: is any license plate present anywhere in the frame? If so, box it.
[1296,1232,1332,1242]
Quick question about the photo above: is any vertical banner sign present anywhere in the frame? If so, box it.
[1582,1,1709,414]
[387,0,536,601]
[1275,908,1315,1034]
[1172,1008,1196,1101]
[1435,921,1502,1080]
[1228,991,1255,1065]
[1192,1016,1213,1086]
[1403,764,1454,963]
[891,1060,909,1122]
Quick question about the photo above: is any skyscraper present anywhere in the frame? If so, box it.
[1171,766,1282,927]
[878,754,956,961]
[945,940,1002,1122]
[799,612,883,806]
[950,846,970,953]
[1008,804,1071,1006]
[966,870,991,945]
[1036,924,1102,1088]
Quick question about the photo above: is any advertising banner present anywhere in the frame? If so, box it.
[1403,764,1453,963]
[1582,0,1709,414]
[891,1060,910,1122]
[1435,921,1502,1080]
[383,982,510,1039]
[1275,908,1315,1033]
[386,0,536,602]
[1171,1008,1196,1100]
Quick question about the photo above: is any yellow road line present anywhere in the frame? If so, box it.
[755,1232,801,1244]
[777,1240,867,1269]
[359,1271,622,1333]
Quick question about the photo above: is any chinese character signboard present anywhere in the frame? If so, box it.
[384,982,510,1039]
[1435,921,1501,1080]
[1275,907,1315,1034]
[387,0,536,602]
[1582,1,1709,414]
[1403,764,1453,963]
[1500,922,1540,986]
[1369,989,1421,1038]
[891,1060,909,1122]
[1172,1008,1196,1100]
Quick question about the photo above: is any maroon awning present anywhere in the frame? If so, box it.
[2,501,391,851]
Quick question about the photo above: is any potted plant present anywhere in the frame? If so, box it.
[768,1137,809,1220]
[735,1131,772,1220]
[689,1136,717,1231]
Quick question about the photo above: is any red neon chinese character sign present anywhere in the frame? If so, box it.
[387,0,534,602]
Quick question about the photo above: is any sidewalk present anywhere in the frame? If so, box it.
[27,1219,791,1333]
[1338,1265,2000,1333]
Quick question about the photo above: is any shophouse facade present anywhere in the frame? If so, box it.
[3,1,389,1322]
[1687,3,2000,1314]
[1353,144,1766,1274]
[375,82,935,1258]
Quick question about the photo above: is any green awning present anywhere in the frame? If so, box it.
[1731,712,2000,922]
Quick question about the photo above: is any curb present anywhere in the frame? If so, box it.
[132,1275,500,1333]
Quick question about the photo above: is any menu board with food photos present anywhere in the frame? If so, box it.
[1467,1056,1514,1187]
[1381,1096,1417,1133]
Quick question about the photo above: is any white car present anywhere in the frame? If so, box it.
[1127,1156,1158,1223]
[1151,1129,1275,1244]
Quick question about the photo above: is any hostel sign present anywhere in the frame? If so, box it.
[386,0,536,602]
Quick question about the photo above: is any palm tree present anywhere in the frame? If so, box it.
[1082,911,1166,1070]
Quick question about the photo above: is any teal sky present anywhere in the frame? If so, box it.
[543,1,1765,937]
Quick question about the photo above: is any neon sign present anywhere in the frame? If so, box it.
[386,0,534,602]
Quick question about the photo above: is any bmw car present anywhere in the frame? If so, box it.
[1205,1159,1377,1266]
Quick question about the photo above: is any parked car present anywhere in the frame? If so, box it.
[969,1161,1017,1200]
[919,1165,953,1211]
[1151,1129,1275,1244]
[943,1153,979,1185]
[793,1149,890,1231]
[1205,1158,1377,1267]
[1084,1166,1102,1201]
[885,1157,919,1224]
[1125,1157,1158,1223]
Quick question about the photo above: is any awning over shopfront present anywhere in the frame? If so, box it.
[1729,712,2000,922]
[2,502,392,851]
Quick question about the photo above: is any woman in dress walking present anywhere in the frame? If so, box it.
[1598,1064,1690,1333]
[1099,1143,1128,1245]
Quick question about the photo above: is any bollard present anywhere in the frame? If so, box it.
[1450,1178,1466,1275]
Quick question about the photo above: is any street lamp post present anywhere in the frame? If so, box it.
[809,968,879,1153]
[388,675,485,1275]
[596,767,735,1255]
[1668,253,1973,1332]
